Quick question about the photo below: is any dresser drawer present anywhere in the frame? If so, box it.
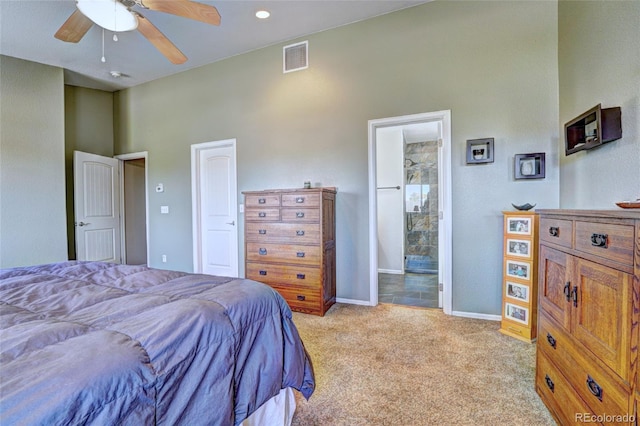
[281,208,320,222]
[245,208,280,222]
[574,221,634,266]
[536,350,594,425]
[245,222,320,244]
[499,320,535,342]
[272,285,322,313]
[282,192,320,208]
[540,217,573,248]
[538,314,630,419]
[246,262,320,288]
[246,243,320,265]
[245,193,281,207]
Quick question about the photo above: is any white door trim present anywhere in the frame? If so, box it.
[368,110,453,315]
[191,139,238,275]
[115,151,150,266]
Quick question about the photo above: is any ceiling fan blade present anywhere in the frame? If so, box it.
[54,10,94,43]
[141,0,221,26]
[136,14,187,64]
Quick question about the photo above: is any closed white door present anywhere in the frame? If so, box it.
[74,151,121,263]
[191,140,238,277]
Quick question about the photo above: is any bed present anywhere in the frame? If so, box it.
[0,261,314,425]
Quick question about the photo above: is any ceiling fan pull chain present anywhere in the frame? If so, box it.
[101,28,106,63]
[113,0,118,41]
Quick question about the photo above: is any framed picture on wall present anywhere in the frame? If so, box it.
[466,138,494,164]
[506,238,531,258]
[505,302,528,325]
[506,282,529,303]
[514,153,545,179]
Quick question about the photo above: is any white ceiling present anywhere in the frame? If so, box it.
[0,0,428,92]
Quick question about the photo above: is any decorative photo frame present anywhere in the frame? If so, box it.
[505,302,528,325]
[506,260,531,281]
[506,217,531,235]
[506,282,530,303]
[466,138,494,164]
[514,153,545,179]
[507,238,531,258]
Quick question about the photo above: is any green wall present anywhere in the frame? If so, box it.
[0,55,67,267]
[114,1,560,315]
[558,0,640,207]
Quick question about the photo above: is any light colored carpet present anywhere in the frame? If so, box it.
[290,303,556,425]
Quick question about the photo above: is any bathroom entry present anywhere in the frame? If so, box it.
[375,120,442,308]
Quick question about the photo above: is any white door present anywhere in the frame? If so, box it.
[74,151,121,263]
[191,140,238,277]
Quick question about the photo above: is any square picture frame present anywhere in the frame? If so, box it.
[506,238,531,258]
[466,138,494,164]
[506,260,531,281]
[515,152,545,179]
[506,217,532,235]
[504,302,528,325]
[506,282,530,303]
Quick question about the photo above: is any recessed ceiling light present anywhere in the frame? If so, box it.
[255,10,270,19]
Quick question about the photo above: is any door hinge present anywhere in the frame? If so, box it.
[438,139,443,148]
[439,211,443,220]
[439,282,443,291]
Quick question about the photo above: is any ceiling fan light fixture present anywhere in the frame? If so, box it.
[77,0,138,32]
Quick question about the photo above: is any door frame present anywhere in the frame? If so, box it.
[368,110,453,315]
[115,151,150,266]
[190,139,239,275]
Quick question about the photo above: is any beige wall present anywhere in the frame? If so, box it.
[0,55,67,267]
[115,1,560,315]
[558,0,640,207]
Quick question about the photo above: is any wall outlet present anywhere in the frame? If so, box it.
[162,255,167,263]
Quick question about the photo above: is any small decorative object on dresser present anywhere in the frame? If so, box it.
[500,211,539,343]
[243,187,336,316]
[535,209,640,424]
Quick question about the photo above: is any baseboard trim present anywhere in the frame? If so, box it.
[452,310,501,321]
[336,297,374,306]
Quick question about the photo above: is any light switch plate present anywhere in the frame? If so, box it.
[161,206,169,214]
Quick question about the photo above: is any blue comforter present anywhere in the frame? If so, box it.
[0,261,314,425]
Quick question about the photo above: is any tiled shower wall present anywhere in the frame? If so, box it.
[404,140,439,266]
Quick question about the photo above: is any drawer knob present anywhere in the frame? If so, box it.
[296,230,305,236]
[586,375,603,401]
[259,270,267,276]
[546,333,556,349]
[258,198,266,204]
[296,273,306,279]
[590,233,608,248]
[549,226,559,237]
[258,212,266,218]
[296,197,304,203]
[544,374,554,393]
[296,252,305,258]
[259,229,266,234]
[296,212,305,218]
[258,248,267,255]
[297,295,306,301]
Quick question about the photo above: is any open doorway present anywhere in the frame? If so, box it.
[368,111,452,314]
[116,152,149,266]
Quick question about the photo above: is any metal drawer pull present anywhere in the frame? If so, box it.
[571,286,578,307]
[296,230,305,236]
[545,375,554,393]
[546,333,556,349]
[549,227,559,237]
[258,198,266,204]
[258,212,266,218]
[296,252,305,258]
[590,233,608,248]
[296,212,304,218]
[564,282,571,302]
[258,229,266,234]
[258,248,267,255]
[296,197,304,203]
[259,270,267,276]
[586,375,603,401]
[297,295,306,301]
[296,273,305,279]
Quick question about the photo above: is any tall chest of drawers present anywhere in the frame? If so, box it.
[243,187,336,316]
[535,210,640,424]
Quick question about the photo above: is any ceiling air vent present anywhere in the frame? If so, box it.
[283,41,308,73]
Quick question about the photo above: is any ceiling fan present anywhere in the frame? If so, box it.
[54,0,221,64]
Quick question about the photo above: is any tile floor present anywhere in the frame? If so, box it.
[378,272,439,308]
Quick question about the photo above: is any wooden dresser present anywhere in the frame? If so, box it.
[500,211,539,343]
[243,187,336,316]
[535,210,640,425]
